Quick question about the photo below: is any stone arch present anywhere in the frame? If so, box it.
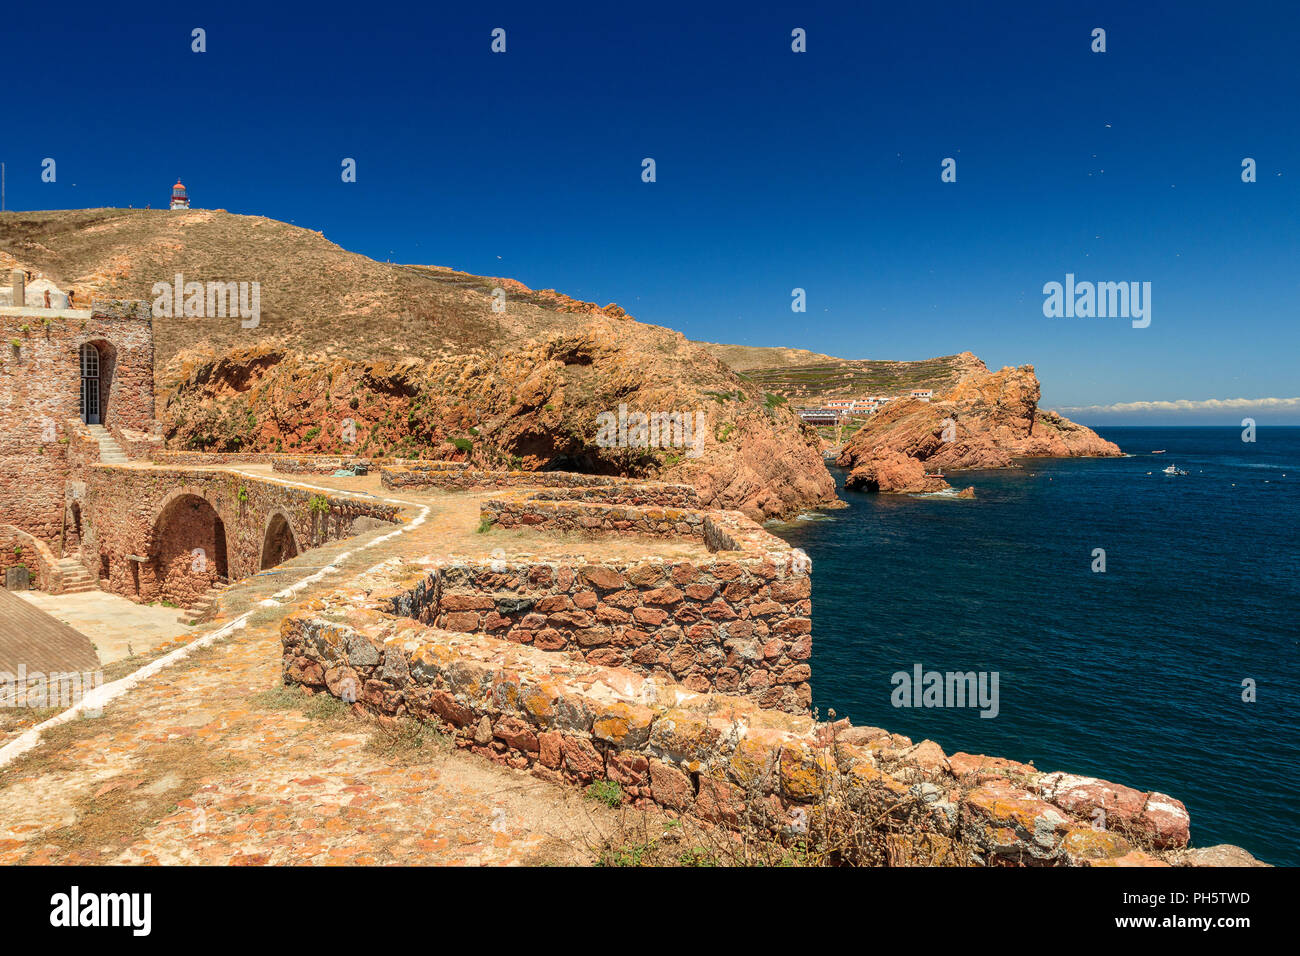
[76,338,117,426]
[148,490,230,607]
[260,508,300,570]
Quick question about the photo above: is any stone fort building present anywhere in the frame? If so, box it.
[0,269,387,609]
[1,269,157,586]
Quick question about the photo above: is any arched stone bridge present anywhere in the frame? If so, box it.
[79,466,400,607]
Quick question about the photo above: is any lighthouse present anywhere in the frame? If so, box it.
[170,179,190,210]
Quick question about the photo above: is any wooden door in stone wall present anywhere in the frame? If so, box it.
[80,344,100,425]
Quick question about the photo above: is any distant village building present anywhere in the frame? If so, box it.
[821,395,892,415]
[170,180,190,210]
[910,389,934,401]
[797,408,841,426]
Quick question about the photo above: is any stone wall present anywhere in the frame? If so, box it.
[414,554,812,712]
[0,524,56,591]
[151,452,418,473]
[111,424,164,460]
[381,463,655,493]
[83,466,399,605]
[502,483,699,507]
[281,589,1192,867]
[372,484,814,711]
[483,494,708,538]
[152,451,287,466]
[0,300,153,550]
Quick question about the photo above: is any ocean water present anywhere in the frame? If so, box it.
[776,426,1300,865]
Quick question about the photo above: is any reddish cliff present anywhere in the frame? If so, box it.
[837,363,1121,493]
[163,328,838,522]
[0,209,838,523]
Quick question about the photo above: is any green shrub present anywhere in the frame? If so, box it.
[586,780,623,808]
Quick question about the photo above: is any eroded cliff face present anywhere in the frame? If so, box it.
[836,363,1121,493]
[0,210,841,522]
[163,325,839,522]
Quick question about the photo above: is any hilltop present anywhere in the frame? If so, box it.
[0,208,836,520]
[695,341,988,403]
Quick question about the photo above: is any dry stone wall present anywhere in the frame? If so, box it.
[281,580,1193,867]
[0,525,56,591]
[483,495,709,538]
[417,552,812,712]
[151,452,419,474]
[377,485,813,711]
[382,462,660,493]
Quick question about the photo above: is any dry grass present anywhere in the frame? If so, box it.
[0,208,609,378]
[28,737,248,860]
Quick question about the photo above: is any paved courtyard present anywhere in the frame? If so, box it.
[14,590,189,665]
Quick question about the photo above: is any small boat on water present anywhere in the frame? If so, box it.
[924,467,945,479]
[1162,464,1188,476]
[1152,449,1167,454]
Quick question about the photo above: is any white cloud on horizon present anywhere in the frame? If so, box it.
[1059,396,1300,414]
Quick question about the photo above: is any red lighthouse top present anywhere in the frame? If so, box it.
[170,180,190,210]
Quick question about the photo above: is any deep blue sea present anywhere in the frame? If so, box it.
[776,427,1300,866]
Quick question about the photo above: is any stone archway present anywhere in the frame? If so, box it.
[260,510,300,570]
[150,492,229,607]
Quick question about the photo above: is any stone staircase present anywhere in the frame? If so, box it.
[86,424,128,464]
[180,579,230,626]
[53,559,96,594]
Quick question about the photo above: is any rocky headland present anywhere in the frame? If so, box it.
[837,361,1122,494]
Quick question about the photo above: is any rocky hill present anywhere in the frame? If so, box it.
[696,342,988,403]
[0,209,836,520]
[836,363,1122,493]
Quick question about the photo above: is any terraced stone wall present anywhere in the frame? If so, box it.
[381,463,651,492]
[373,486,813,710]
[281,592,1194,867]
[482,486,705,538]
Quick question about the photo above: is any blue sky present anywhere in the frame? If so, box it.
[5,0,1297,423]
